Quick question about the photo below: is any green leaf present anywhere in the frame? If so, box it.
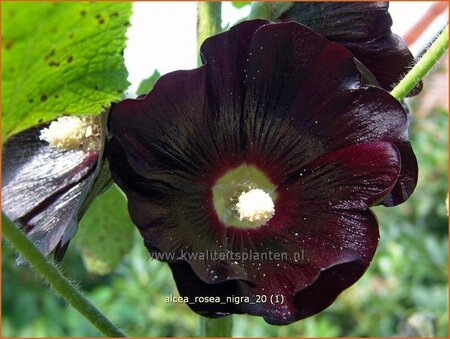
[136,70,161,96]
[1,2,132,139]
[75,185,135,275]
[232,2,251,9]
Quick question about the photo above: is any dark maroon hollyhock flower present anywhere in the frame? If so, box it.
[2,116,105,259]
[279,1,422,96]
[106,20,417,324]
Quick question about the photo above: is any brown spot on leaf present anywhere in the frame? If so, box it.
[110,12,119,18]
[98,19,105,24]
[44,49,55,60]
[67,55,73,63]
[40,95,48,102]
[4,39,14,50]
[80,10,86,16]
[38,118,44,123]
[29,98,34,103]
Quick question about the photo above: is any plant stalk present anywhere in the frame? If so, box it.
[2,220,126,337]
[196,2,222,66]
[199,316,233,337]
[391,25,448,101]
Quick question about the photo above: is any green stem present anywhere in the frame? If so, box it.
[196,4,232,336]
[391,25,448,101]
[199,316,233,337]
[196,2,222,66]
[3,220,126,337]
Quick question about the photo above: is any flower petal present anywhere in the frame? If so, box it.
[280,2,422,95]
[109,20,271,180]
[107,137,231,281]
[200,19,270,112]
[109,139,387,324]
[242,22,360,129]
[277,142,401,210]
[108,67,208,177]
[382,140,418,206]
[2,124,98,257]
[111,21,416,208]
[169,209,379,324]
[238,22,415,204]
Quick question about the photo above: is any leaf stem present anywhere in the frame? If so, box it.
[2,220,126,337]
[390,25,448,101]
[196,2,222,66]
[199,316,233,337]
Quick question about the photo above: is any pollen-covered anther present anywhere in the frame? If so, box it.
[235,188,275,225]
[39,116,101,152]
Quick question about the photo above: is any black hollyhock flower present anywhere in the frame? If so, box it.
[2,116,106,260]
[279,1,422,96]
[106,20,417,324]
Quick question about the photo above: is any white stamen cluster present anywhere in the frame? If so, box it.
[39,116,101,152]
[235,188,275,225]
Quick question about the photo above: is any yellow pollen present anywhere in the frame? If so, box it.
[235,188,275,225]
[39,116,100,152]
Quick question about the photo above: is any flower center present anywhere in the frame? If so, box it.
[236,188,275,224]
[212,164,277,228]
[39,116,101,152]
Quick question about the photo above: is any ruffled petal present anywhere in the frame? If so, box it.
[108,67,208,177]
[107,138,228,283]
[200,19,270,113]
[111,21,416,208]
[108,140,392,288]
[382,140,418,206]
[242,22,361,151]
[280,2,422,95]
[277,142,401,209]
[169,209,379,324]
[238,22,415,203]
[109,20,272,182]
